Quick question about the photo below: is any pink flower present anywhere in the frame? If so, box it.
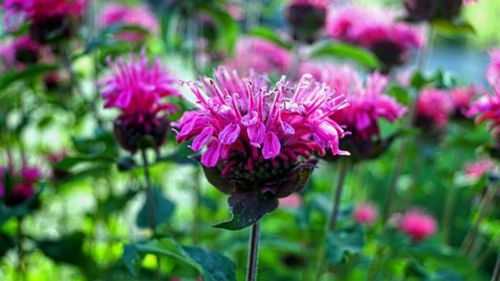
[101,52,179,115]
[487,49,500,88]
[451,86,477,115]
[288,0,329,9]
[464,159,496,180]
[0,35,43,69]
[100,52,180,153]
[279,193,303,208]
[353,203,378,225]
[174,67,349,169]
[467,89,500,135]
[301,63,407,140]
[416,88,454,128]
[326,5,423,71]
[399,210,437,242]
[0,161,41,206]
[100,3,159,43]
[226,38,292,76]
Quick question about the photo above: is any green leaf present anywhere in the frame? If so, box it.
[326,225,365,265]
[309,41,380,69]
[248,27,293,50]
[0,64,60,91]
[81,24,150,56]
[99,189,138,217]
[0,184,44,226]
[123,238,236,281]
[37,232,93,267]
[214,192,279,230]
[387,85,410,105]
[136,187,175,229]
[0,233,15,257]
[432,20,475,37]
[116,156,137,172]
[202,6,239,55]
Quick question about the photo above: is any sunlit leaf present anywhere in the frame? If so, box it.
[309,41,380,69]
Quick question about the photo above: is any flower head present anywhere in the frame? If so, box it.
[416,87,454,129]
[286,0,329,43]
[450,86,479,119]
[464,159,496,180]
[353,202,378,225]
[404,0,472,22]
[326,5,423,72]
[100,3,159,43]
[3,0,87,42]
[175,67,348,169]
[100,52,180,153]
[0,35,43,70]
[226,38,292,76]
[0,160,41,206]
[399,210,437,242]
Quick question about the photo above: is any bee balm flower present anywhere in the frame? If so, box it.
[415,87,454,130]
[300,63,407,161]
[399,210,437,242]
[174,67,349,229]
[353,203,378,225]
[100,52,180,154]
[285,0,329,43]
[3,0,87,43]
[0,161,42,207]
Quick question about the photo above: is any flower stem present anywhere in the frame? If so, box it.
[492,252,500,281]
[192,167,202,244]
[17,216,25,281]
[328,160,350,231]
[461,186,496,256]
[139,149,161,280]
[314,159,350,280]
[246,222,261,281]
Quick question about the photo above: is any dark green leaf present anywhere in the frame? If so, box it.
[248,27,293,50]
[0,233,15,257]
[202,7,239,55]
[214,192,279,230]
[117,156,137,172]
[37,232,92,267]
[432,20,475,37]
[326,225,365,265]
[0,64,60,91]
[100,189,138,217]
[123,238,236,281]
[309,41,380,69]
[387,85,410,105]
[136,187,175,229]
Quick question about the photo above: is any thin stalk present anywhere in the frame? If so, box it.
[461,187,496,256]
[328,160,350,231]
[17,216,25,281]
[287,43,303,81]
[246,222,261,281]
[192,167,202,244]
[492,252,500,281]
[442,181,457,245]
[245,0,261,31]
[314,159,350,280]
[139,149,161,281]
[417,25,435,72]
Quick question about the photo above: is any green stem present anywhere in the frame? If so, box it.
[461,186,496,257]
[139,149,161,280]
[246,222,261,281]
[192,167,202,244]
[315,159,350,280]
[492,252,500,281]
[17,216,25,281]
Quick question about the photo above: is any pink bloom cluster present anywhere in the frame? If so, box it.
[398,210,437,242]
[353,202,378,225]
[174,67,349,169]
[101,52,179,116]
[0,161,41,206]
[486,49,500,89]
[226,38,292,76]
[99,3,159,43]
[0,35,43,69]
[450,86,478,115]
[416,88,454,128]
[288,0,329,9]
[300,63,407,140]
[464,159,496,180]
[468,49,500,135]
[326,5,423,70]
[3,0,86,28]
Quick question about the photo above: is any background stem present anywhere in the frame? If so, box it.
[246,222,261,281]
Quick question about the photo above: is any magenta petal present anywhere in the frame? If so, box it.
[241,111,258,126]
[247,122,266,147]
[218,123,241,145]
[201,141,222,167]
[192,127,214,151]
[262,132,281,159]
